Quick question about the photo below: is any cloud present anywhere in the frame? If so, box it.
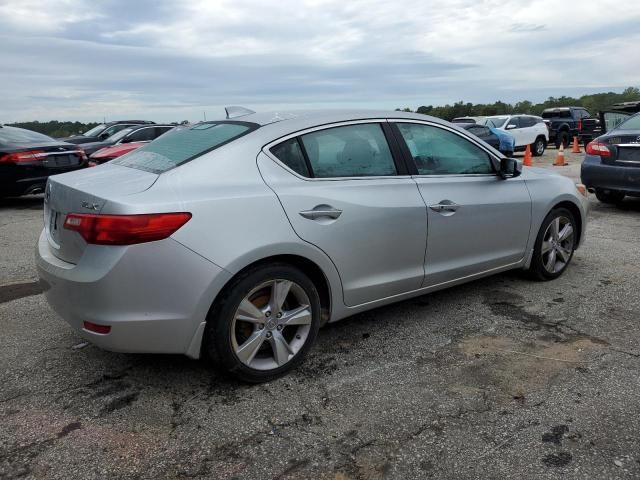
[0,0,639,122]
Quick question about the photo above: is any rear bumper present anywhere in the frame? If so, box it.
[36,230,232,358]
[581,154,640,195]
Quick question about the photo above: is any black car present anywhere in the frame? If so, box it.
[459,123,503,153]
[82,124,175,156]
[61,120,155,145]
[541,106,591,148]
[581,112,640,204]
[0,125,88,198]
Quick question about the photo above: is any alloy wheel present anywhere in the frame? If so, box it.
[541,216,574,274]
[231,279,313,370]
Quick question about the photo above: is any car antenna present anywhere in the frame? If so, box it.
[225,106,256,119]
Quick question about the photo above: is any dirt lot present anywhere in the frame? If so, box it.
[1,148,640,479]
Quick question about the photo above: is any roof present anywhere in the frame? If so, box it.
[219,109,457,142]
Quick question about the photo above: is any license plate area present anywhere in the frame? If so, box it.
[46,154,80,167]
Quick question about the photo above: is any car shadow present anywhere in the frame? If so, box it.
[0,194,43,210]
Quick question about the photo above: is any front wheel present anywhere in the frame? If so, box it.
[527,208,577,281]
[531,137,546,156]
[595,189,625,204]
[204,263,321,383]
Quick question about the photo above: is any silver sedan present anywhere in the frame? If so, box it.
[36,109,589,382]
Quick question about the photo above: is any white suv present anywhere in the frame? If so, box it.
[484,115,549,156]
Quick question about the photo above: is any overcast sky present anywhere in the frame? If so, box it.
[1,0,639,123]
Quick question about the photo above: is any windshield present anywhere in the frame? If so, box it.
[0,126,55,146]
[114,122,256,173]
[106,127,135,143]
[614,113,640,130]
[83,124,106,137]
[484,117,507,128]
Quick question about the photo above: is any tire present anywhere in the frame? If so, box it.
[595,189,625,204]
[555,131,569,149]
[204,263,321,383]
[531,137,546,157]
[527,208,577,281]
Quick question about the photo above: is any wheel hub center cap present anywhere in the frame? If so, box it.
[266,318,278,330]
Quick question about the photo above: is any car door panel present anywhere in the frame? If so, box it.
[392,121,532,286]
[416,175,531,285]
[257,122,428,307]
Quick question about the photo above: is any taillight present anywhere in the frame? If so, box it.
[83,321,111,334]
[585,141,611,157]
[63,212,192,245]
[0,149,46,164]
[76,148,88,161]
[577,120,583,131]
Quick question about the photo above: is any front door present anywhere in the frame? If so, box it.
[258,121,428,306]
[392,121,532,286]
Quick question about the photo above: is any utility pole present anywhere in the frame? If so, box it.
[203,111,206,121]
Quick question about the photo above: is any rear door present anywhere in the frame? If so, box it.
[391,120,531,286]
[258,120,428,306]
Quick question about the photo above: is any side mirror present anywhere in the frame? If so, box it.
[506,124,517,130]
[499,157,522,179]
[99,132,110,140]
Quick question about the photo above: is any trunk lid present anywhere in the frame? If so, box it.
[44,163,158,264]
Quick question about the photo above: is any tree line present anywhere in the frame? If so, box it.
[5,87,639,137]
[396,87,640,121]
[5,120,100,138]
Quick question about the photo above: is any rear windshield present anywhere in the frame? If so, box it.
[113,122,256,173]
[614,113,640,131]
[0,126,54,146]
[542,110,571,119]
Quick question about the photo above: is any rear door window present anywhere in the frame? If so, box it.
[126,127,156,143]
[113,122,256,173]
[299,123,397,178]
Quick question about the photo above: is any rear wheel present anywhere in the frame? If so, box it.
[595,189,625,204]
[204,263,321,383]
[532,137,546,156]
[527,208,577,281]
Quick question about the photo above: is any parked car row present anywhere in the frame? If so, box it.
[452,114,548,156]
[0,120,182,197]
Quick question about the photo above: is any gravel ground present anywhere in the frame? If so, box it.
[1,148,639,479]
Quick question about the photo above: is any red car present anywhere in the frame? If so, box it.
[89,142,147,164]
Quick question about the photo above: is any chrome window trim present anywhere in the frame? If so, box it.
[388,118,502,178]
[262,119,411,182]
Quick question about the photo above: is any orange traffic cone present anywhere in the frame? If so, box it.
[571,136,581,153]
[554,143,567,166]
[523,144,533,167]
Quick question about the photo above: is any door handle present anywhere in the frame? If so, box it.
[299,206,343,220]
[428,201,460,213]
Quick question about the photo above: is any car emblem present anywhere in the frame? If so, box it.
[636,135,640,143]
[81,201,100,211]
[45,183,52,203]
